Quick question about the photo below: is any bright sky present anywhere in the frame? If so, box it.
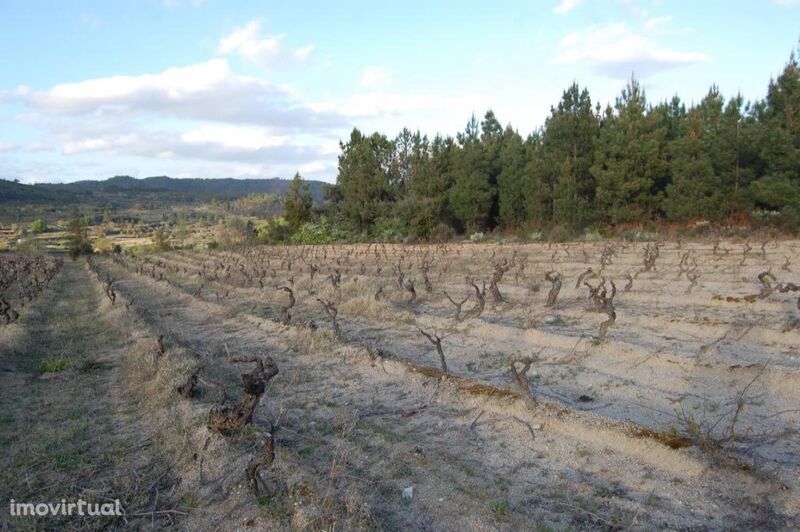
[0,0,798,184]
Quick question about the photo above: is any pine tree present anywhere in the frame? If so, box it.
[284,172,313,230]
[497,126,529,228]
[761,50,800,179]
[480,110,503,227]
[523,131,549,227]
[749,49,800,223]
[649,95,687,200]
[449,116,493,232]
[393,128,415,197]
[718,94,759,216]
[396,132,447,238]
[536,83,599,228]
[592,77,669,223]
[664,91,725,220]
[336,128,395,232]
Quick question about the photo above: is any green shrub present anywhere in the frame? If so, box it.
[469,231,486,243]
[66,215,93,259]
[290,217,349,245]
[257,218,291,245]
[370,217,407,242]
[151,228,172,252]
[67,241,94,260]
[30,219,46,233]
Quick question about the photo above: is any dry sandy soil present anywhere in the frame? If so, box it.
[1,239,799,530]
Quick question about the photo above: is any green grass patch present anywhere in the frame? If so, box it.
[257,492,293,521]
[181,492,198,508]
[395,462,413,478]
[491,500,510,521]
[50,451,86,470]
[39,357,71,373]
[297,446,315,457]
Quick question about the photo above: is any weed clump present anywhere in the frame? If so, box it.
[39,357,71,373]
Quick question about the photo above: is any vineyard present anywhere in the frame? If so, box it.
[2,239,799,529]
[0,254,62,324]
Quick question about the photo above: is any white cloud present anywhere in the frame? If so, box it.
[360,66,393,88]
[299,161,332,175]
[553,0,584,15]
[7,58,349,181]
[644,15,672,31]
[180,125,286,150]
[216,20,314,69]
[24,142,52,153]
[554,21,709,78]
[17,59,342,131]
[57,123,332,171]
[3,25,495,182]
[773,0,800,5]
[63,137,125,156]
[0,142,16,153]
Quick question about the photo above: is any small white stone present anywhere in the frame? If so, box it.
[402,487,413,501]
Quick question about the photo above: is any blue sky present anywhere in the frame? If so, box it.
[0,0,798,184]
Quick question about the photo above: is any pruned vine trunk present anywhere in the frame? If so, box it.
[544,271,561,307]
[207,356,279,436]
[510,359,537,409]
[419,328,447,373]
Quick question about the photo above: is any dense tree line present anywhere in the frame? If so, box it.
[308,49,799,238]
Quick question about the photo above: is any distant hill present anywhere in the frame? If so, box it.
[0,178,81,203]
[0,175,328,205]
